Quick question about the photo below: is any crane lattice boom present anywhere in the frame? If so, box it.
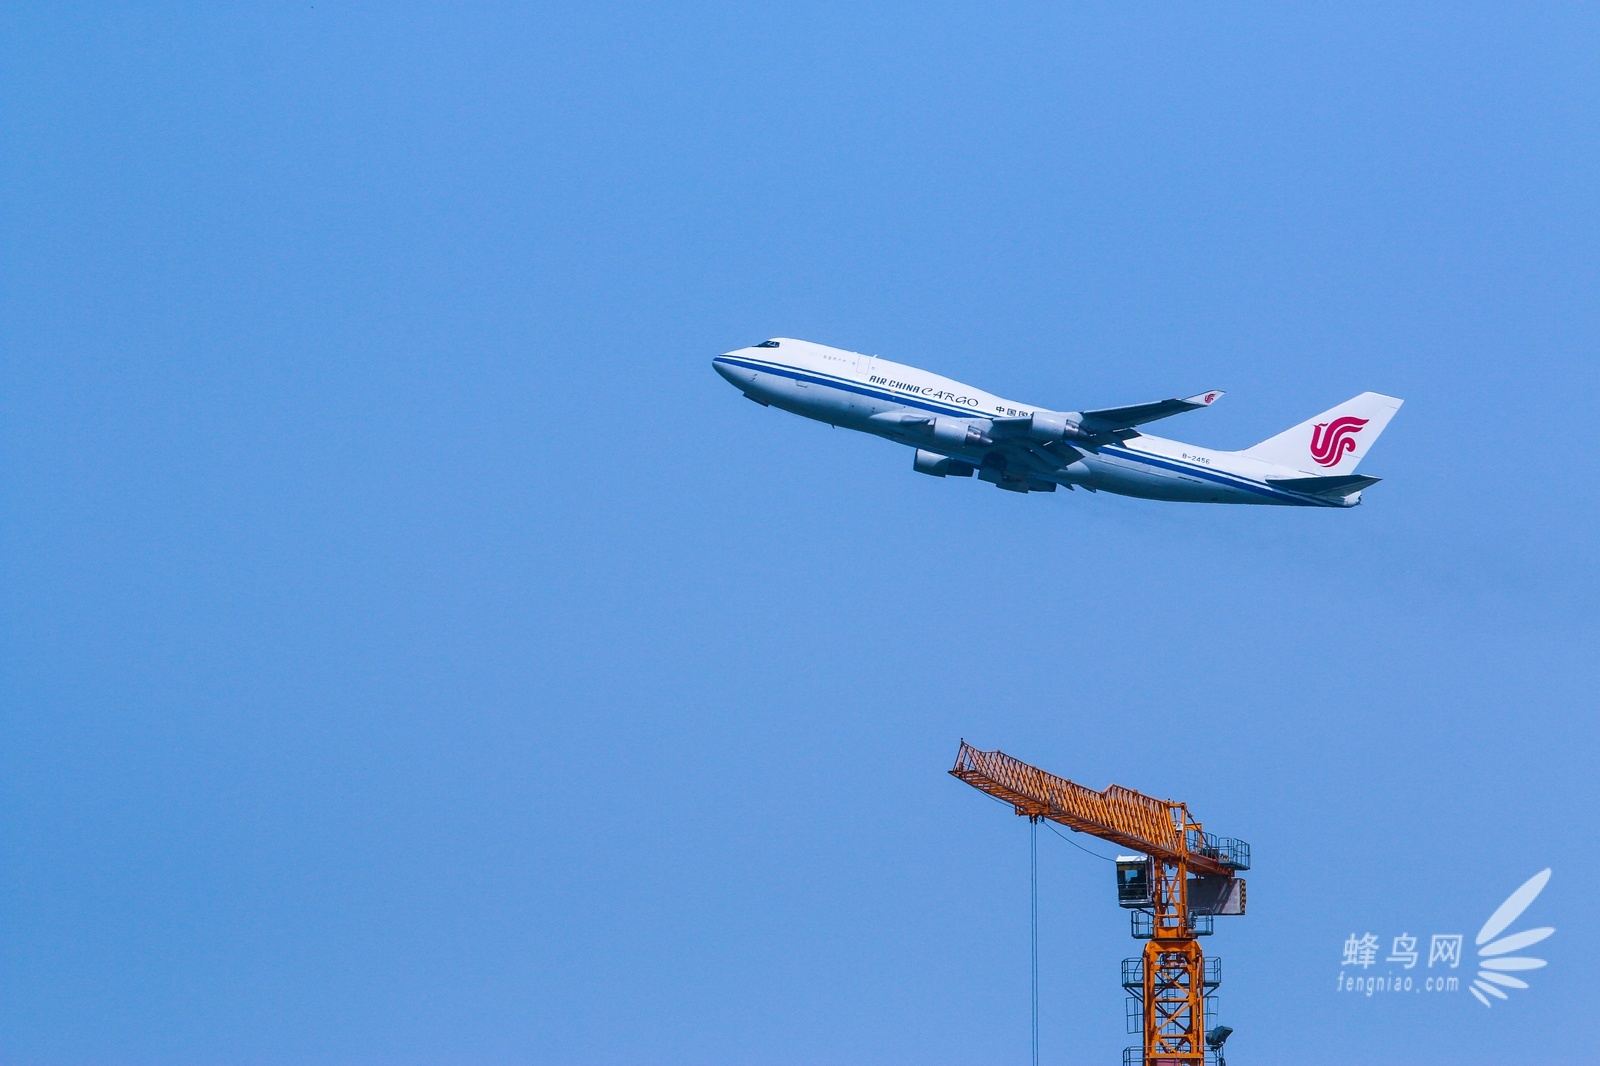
[949,740,1239,877]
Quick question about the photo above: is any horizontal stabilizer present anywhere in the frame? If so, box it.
[1266,473,1382,497]
[1081,390,1224,431]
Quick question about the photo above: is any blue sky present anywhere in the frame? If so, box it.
[3,4,1595,1064]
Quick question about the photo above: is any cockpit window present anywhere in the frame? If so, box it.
[755,339,780,348]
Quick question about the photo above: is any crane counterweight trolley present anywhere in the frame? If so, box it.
[949,741,1249,1066]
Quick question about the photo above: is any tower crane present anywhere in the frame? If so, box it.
[950,741,1250,1066]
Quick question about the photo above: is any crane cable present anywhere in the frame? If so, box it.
[973,787,1121,864]
[1025,813,1115,1066]
[1030,816,1039,1066]
[1044,820,1118,862]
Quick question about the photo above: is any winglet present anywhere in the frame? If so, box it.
[1183,390,1224,407]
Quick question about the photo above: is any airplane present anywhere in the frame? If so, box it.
[713,338,1403,507]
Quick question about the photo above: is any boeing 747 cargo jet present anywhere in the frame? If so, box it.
[713,339,1402,507]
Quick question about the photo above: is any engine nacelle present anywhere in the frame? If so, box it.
[913,449,975,478]
[1029,410,1088,443]
[931,416,988,449]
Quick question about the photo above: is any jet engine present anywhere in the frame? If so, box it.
[913,449,976,478]
[1027,410,1092,443]
[931,416,991,449]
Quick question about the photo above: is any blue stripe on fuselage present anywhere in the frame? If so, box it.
[715,355,988,419]
[716,355,1342,507]
[1096,444,1340,507]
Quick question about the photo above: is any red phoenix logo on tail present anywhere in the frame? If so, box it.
[1309,416,1369,467]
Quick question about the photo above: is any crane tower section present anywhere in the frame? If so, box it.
[950,742,1249,1066]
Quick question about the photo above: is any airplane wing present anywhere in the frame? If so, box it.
[884,393,1218,489]
[873,411,1085,478]
[989,390,1223,451]
[984,437,1088,489]
[1079,390,1224,431]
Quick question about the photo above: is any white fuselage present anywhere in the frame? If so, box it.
[714,339,1357,507]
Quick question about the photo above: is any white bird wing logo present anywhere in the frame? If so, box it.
[1471,868,1554,1007]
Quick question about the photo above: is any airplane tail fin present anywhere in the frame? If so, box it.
[1239,392,1403,474]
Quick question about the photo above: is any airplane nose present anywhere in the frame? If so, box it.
[712,356,743,386]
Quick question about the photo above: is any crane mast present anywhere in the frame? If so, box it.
[950,742,1249,1066]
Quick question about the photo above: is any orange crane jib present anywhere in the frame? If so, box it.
[952,741,1248,1065]
[949,741,1240,879]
